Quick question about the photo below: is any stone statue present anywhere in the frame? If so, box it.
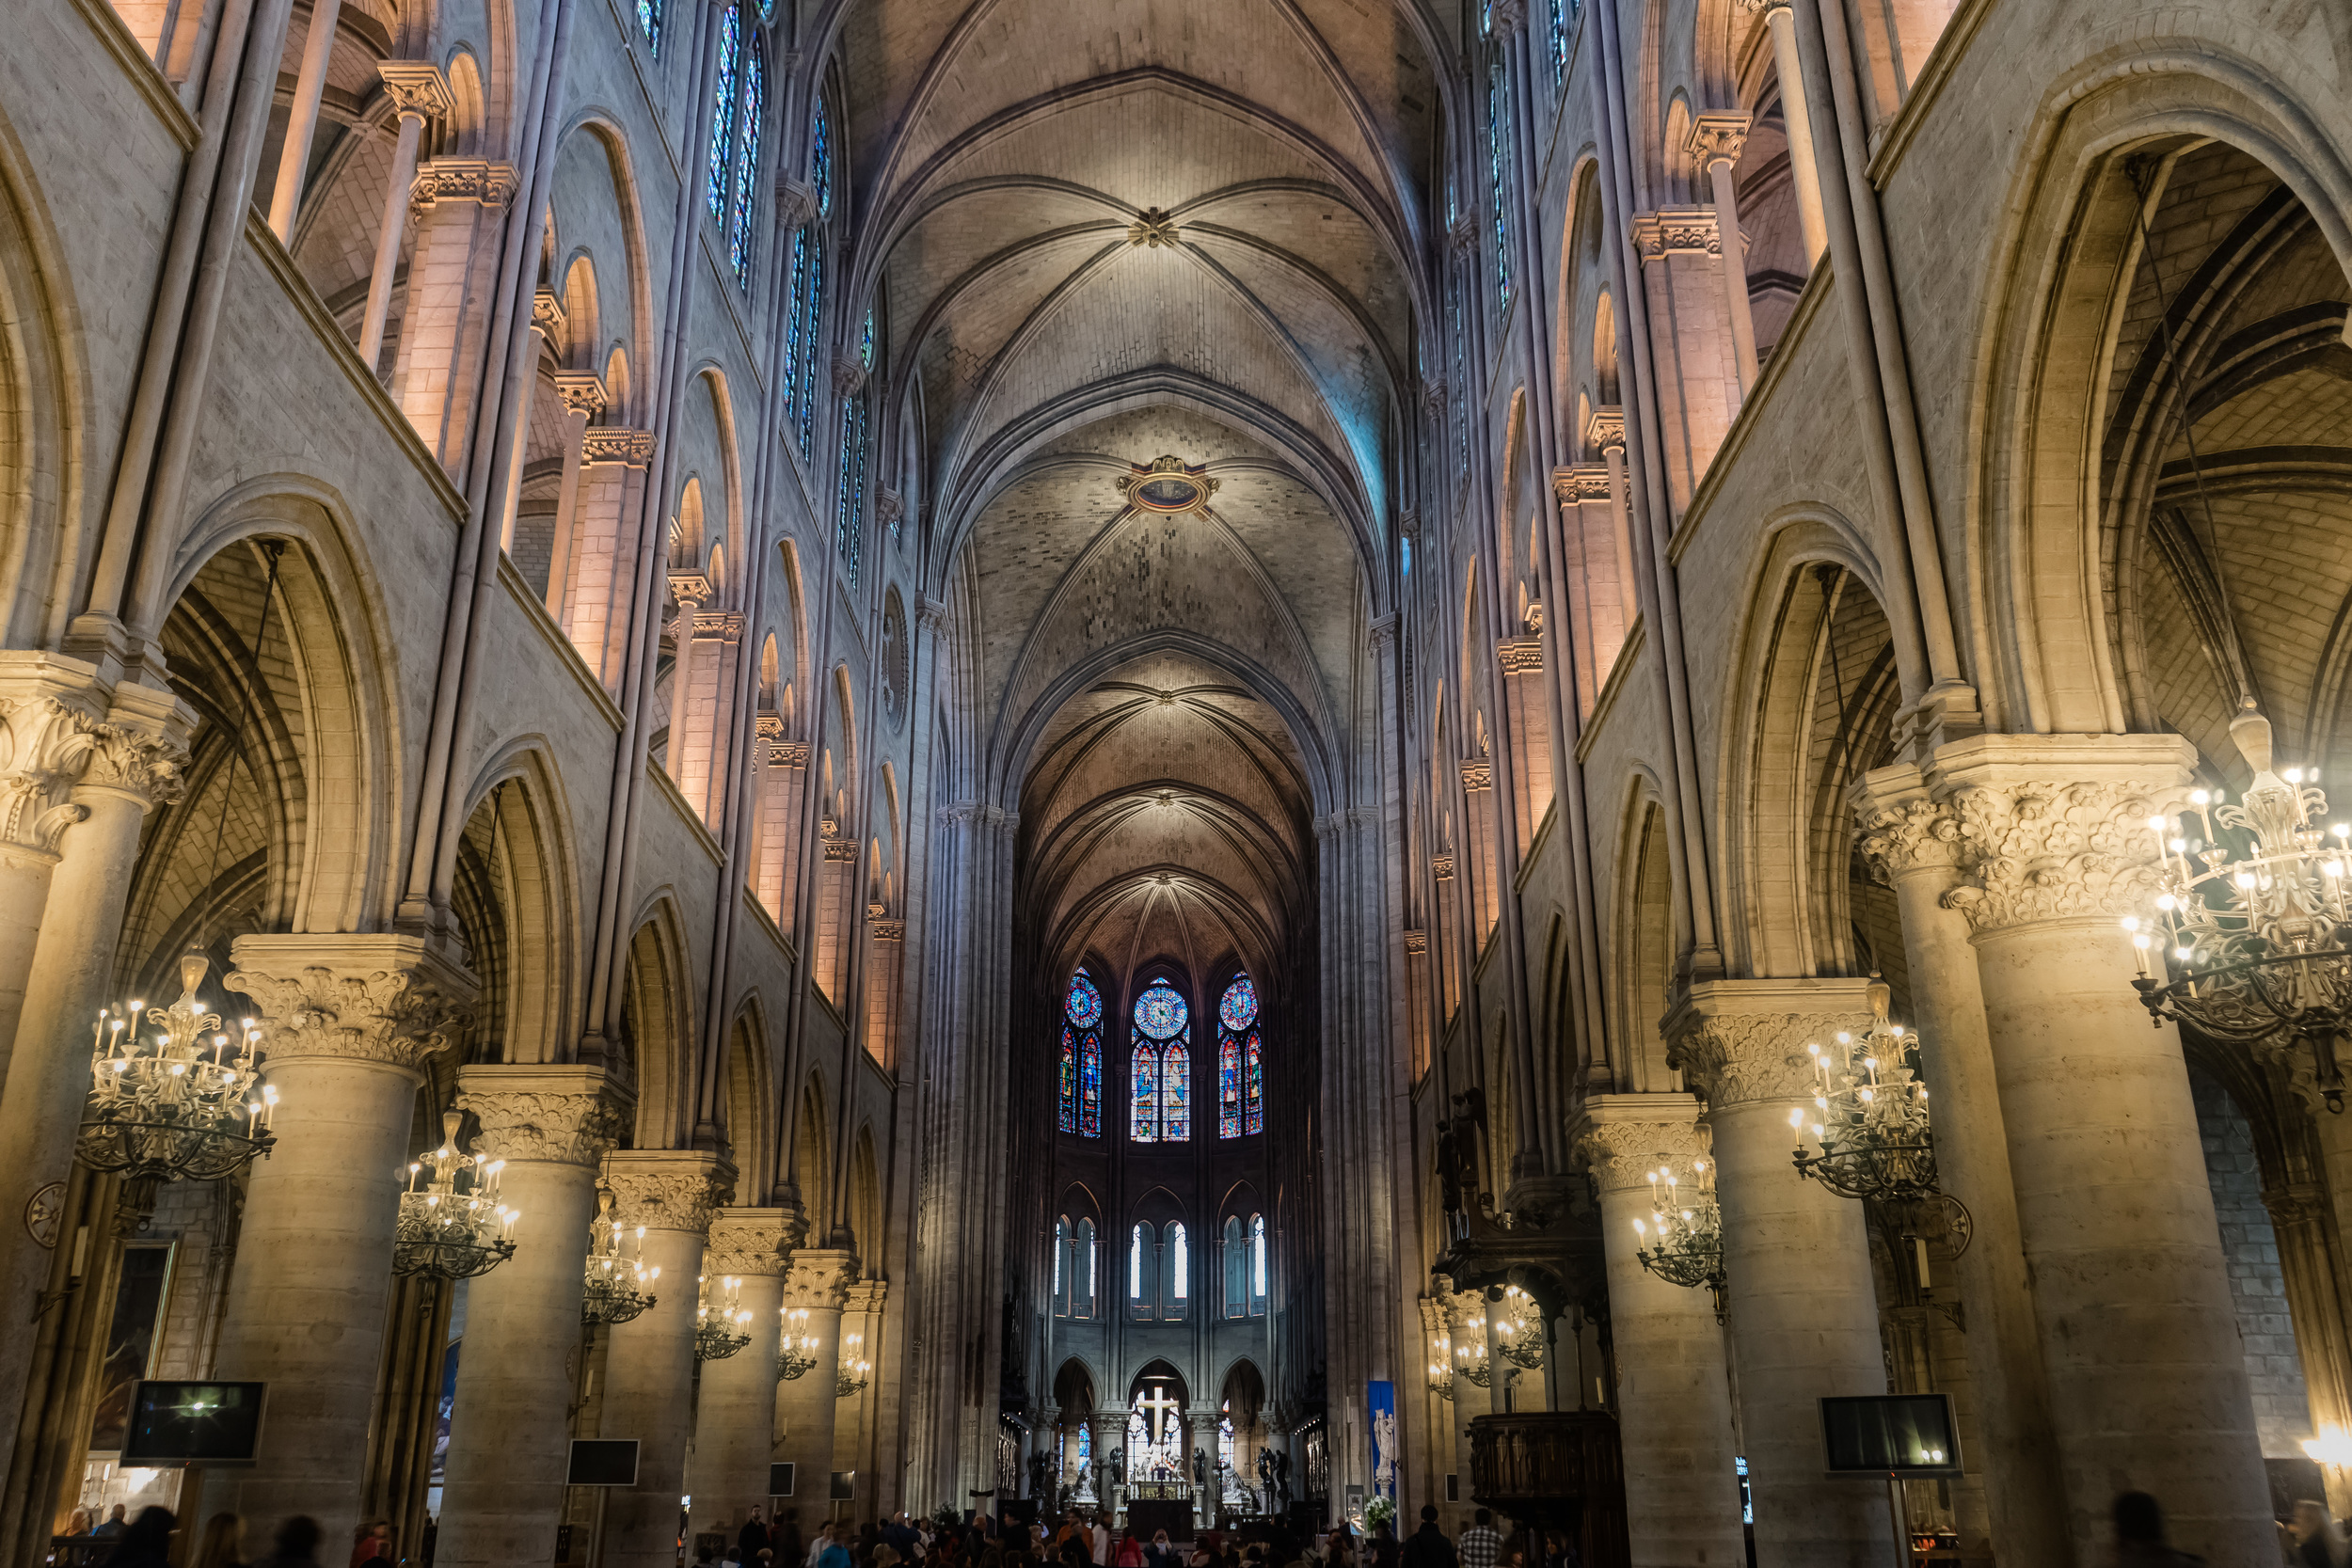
[1191,1447,1207,1486]
[1027,1449,1051,1499]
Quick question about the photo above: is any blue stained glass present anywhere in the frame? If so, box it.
[1488,60,1512,307]
[1218,974,1258,1032]
[1218,1037,1242,1139]
[796,243,824,457]
[728,39,764,284]
[782,232,805,413]
[756,0,771,20]
[1160,1043,1189,1142]
[811,107,833,219]
[1549,0,1573,89]
[706,5,739,220]
[1246,1031,1263,1135]
[835,392,867,585]
[1079,1030,1102,1137]
[859,307,875,371]
[1076,1422,1091,1471]
[1132,1045,1159,1142]
[1067,973,1104,1029]
[637,0,660,54]
[1134,979,1187,1040]
[1059,1026,1077,1133]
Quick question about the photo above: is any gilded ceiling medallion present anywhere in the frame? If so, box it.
[1117,454,1220,514]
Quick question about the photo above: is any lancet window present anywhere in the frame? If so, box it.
[1130,979,1190,1142]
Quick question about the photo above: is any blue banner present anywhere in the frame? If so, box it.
[1366,1380,1397,1502]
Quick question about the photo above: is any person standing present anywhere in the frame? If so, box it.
[818,1523,854,1568]
[93,1506,129,1539]
[1454,1512,1497,1568]
[190,1513,247,1568]
[741,1507,772,1564]
[1089,1516,1110,1568]
[1399,1508,1454,1568]
[2291,1500,2348,1568]
[248,1517,323,1568]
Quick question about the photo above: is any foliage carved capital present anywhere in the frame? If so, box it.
[455,1064,631,1166]
[604,1148,737,1235]
[1664,979,1872,1108]
[229,934,477,1078]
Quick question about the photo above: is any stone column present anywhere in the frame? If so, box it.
[1494,636,1549,847]
[544,373,607,621]
[753,730,808,932]
[1666,978,1895,1568]
[433,1065,633,1568]
[661,577,707,782]
[569,430,660,688]
[212,933,477,1532]
[0,670,189,1449]
[1929,734,2272,1563]
[1688,113,1761,393]
[1588,408,1643,639]
[1742,0,1830,265]
[266,0,346,240]
[690,1209,797,1542]
[1630,210,1741,504]
[774,1250,855,1521]
[1851,763,2067,1564]
[1573,1096,1747,1568]
[391,158,520,472]
[599,1150,736,1568]
[496,288,562,553]
[357,64,451,372]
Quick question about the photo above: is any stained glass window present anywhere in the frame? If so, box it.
[1168,1222,1187,1303]
[1488,58,1512,308]
[1053,1215,1067,1308]
[1063,973,1103,1137]
[1251,1213,1267,1312]
[1132,1042,1159,1142]
[706,5,739,219]
[1076,1420,1091,1474]
[1217,974,1257,1139]
[727,36,764,284]
[1246,1030,1263,1135]
[1548,0,1574,90]
[755,0,771,21]
[1135,979,1187,1040]
[782,231,805,411]
[795,240,824,457]
[1161,1042,1189,1141]
[636,0,660,54]
[812,105,834,219]
[860,307,875,372]
[835,387,867,585]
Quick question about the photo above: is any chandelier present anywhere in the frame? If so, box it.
[835,1329,870,1398]
[2125,709,2352,1113]
[393,1111,516,1279]
[1493,1286,1545,1370]
[1631,1159,1726,1320]
[694,1274,752,1361]
[1424,1335,1454,1401]
[581,1186,659,1325]
[1788,981,1943,1204]
[1453,1335,1496,1390]
[777,1307,818,1381]
[77,953,278,1184]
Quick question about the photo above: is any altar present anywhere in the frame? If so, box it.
[1125,1482,1193,1544]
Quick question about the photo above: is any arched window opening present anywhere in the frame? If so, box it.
[1060,972,1104,1137]
[1487,56,1512,307]
[636,0,661,54]
[705,5,740,219]
[1250,1212,1268,1315]
[1222,1215,1247,1319]
[1131,978,1190,1142]
[784,104,832,459]
[1073,1218,1096,1318]
[835,350,870,586]
[1547,0,1574,91]
[1129,1222,1156,1319]
[1164,1221,1188,1319]
[727,36,765,285]
[1217,974,1260,1138]
[1053,1215,1071,1316]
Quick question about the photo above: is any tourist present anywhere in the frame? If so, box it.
[248,1518,323,1568]
[1116,1531,1143,1568]
[100,1509,175,1568]
[819,1524,855,1568]
[65,1509,94,1539]
[1323,1526,1354,1568]
[2109,1494,2203,1565]
[2291,1500,2348,1568]
[741,1509,772,1563]
[93,1508,128,1540]
[1455,1512,1497,1568]
[1145,1529,1174,1568]
[1365,1522,1398,1568]
[1400,1508,1454,1568]
[190,1514,246,1568]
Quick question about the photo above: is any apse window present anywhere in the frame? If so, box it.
[1130,979,1190,1142]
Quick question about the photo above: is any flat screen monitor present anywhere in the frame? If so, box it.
[567,1439,641,1487]
[119,1381,266,1466]
[829,1471,855,1501]
[1820,1394,1963,1478]
[769,1463,796,1498]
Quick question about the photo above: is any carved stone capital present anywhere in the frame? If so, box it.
[1552,464,1611,504]
[455,1063,632,1166]
[1570,1094,1708,1196]
[770,739,811,768]
[1488,0,1528,30]
[1686,112,1753,170]
[870,918,905,942]
[1460,761,1494,792]
[915,594,951,632]
[832,356,866,398]
[0,657,194,864]
[410,158,519,216]
[693,610,745,641]
[80,718,192,810]
[0,696,95,863]
[707,1207,802,1275]
[581,427,657,467]
[875,488,905,527]
[844,1276,887,1316]
[1736,0,1792,14]
[1851,763,1960,885]
[1432,854,1455,880]
[1448,214,1477,255]
[1585,406,1627,453]
[605,1148,737,1236]
[1497,636,1544,675]
[668,572,714,609]
[554,372,608,420]
[532,287,566,339]
[774,179,818,231]
[376,61,454,121]
[1631,208,1723,262]
[1926,735,2198,935]
[228,933,478,1079]
[1369,614,1399,652]
[823,838,858,863]
[1404,930,1428,957]
[1664,977,1875,1108]
[781,1247,859,1312]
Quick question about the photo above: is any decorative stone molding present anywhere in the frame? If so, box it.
[455,1063,631,1167]
[755,713,786,741]
[605,1148,737,1236]
[1433,855,1456,880]
[0,697,107,862]
[409,158,520,216]
[1448,214,1477,254]
[1585,406,1627,452]
[1570,1094,1707,1196]
[1127,207,1179,248]
[823,838,858,863]
[1369,614,1399,652]
[668,572,715,607]
[915,594,951,631]
[692,610,746,641]
[1461,761,1494,792]
[781,1247,858,1311]
[1404,930,1428,957]
[875,488,905,528]
[554,372,608,420]
[1421,380,1448,418]
[532,288,565,338]
[376,60,454,121]
[1552,465,1611,504]
[581,428,657,467]
[844,1277,887,1317]
[707,1207,801,1275]
[228,933,477,1078]
[1487,0,1527,29]
[774,178,818,231]
[870,919,905,942]
[1664,977,1875,1108]
[1851,764,1958,885]
[770,739,811,768]
[1497,636,1544,675]
[833,356,866,397]
[1630,209,1721,262]
[1685,112,1752,170]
